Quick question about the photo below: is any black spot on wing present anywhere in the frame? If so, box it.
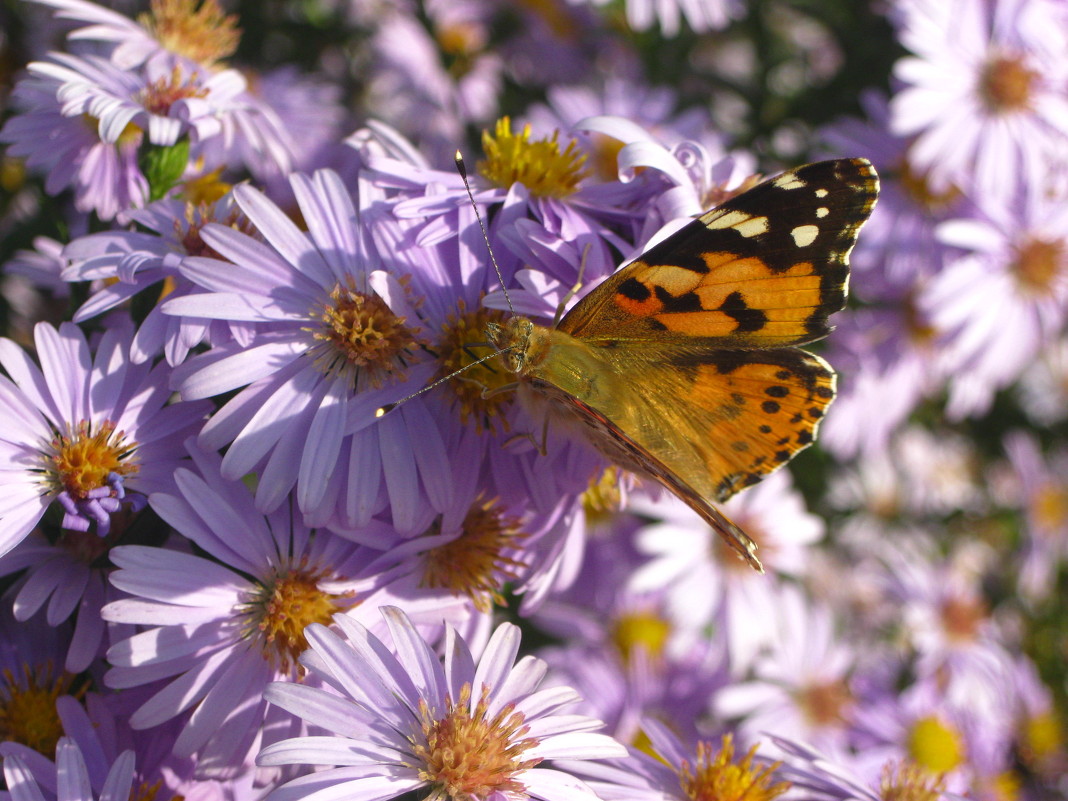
[655,285,702,312]
[718,291,768,333]
[618,277,651,302]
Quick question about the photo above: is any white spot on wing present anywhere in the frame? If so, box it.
[774,172,806,190]
[734,215,769,238]
[815,188,829,198]
[791,224,820,247]
[705,210,749,230]
[816,207,829,218]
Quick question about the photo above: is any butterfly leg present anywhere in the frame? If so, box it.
[551,243,591,327]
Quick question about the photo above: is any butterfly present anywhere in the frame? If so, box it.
[485,159,879,572]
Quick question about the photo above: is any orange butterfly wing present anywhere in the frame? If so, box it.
[559,158,878,347]
[498,159,879,571]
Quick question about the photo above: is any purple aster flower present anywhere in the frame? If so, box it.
[23,0,306,185]
[1016,336,1068,425]
[768,734,964,801]
[628,471,824,671]
[582,0,740,36]
[0,528,117,673]
[3,237,71,299]
[1,738,135,801]
[920,187,1068,420]
[996,432,1068,602]
[565,721,790,801]
[62,194,247,365]
[575,115,757,241]
[714,585,858,757]
[256,605,627,801]
[818,304,946,460]
[821,91,964,296]
[0,52,247,220]
[0,600,78,759]
[532,523,731,747]
[101,447,474,779]
[0,321,208,557]
[162,168,455,531]
[526,79,711,155]
[363,5,502,165]
[890,0,1068,201]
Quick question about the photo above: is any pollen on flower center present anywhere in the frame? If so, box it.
[421,497,526,612]
[139,66,209,116]
[478,117,589,199]
[410,683,541,801]
[139,0,240,68]
[940,595,986,642]
[1032,481,1068,531]
[1011,237,1064,295]
[310,281,421,386]
[0,664,82,756]
[45,420,139,500]
[677,735,791,801]
[980,53,1038,113]
[244,563,348,674]
[878,760,947,801]
[898,158,960,213]
[796,678,851,728]
[438,302,513,429]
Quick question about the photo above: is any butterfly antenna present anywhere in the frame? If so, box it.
[455,151,514,315]
[376,346,511,417]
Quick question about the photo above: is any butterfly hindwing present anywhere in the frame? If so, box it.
[559,158,879,348]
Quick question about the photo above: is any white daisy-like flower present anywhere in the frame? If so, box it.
[258,606,627,801]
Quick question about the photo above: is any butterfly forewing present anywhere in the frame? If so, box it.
[558,158,879,348]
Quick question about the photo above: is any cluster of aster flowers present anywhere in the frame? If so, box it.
[1,1,1067,801]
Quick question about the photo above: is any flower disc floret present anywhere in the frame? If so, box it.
[310,281,422,383]
[411,684,540,801]
[677,736,790,801]
[45,421,138,500]
[479,117,588,198]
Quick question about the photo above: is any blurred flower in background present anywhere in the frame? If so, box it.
[1,0,1066,799]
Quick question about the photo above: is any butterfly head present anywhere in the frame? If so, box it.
[486,316,538,374]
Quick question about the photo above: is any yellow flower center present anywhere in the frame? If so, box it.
[677,735,791,801]
[980,54,1037,113]
[612,610,671,664]
[421,497,526,612]
[139,0,240,68]
[479,117,589,199]
[182,167,232,206]
[582,466,623,521]
[2,155,25,194]
[131,779,183,801]
[0,664,82,756]
[45,421,139,500]
[1011,237,1064,296]
[1020,711,1063,765]
[906,715,965,773]
[410,683,541,801]
[309,280,422,386]
[244,563,349,674]
[1031,480,1068,531]
[437,302,514,429]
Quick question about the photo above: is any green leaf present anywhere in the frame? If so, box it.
[140,139,190,202]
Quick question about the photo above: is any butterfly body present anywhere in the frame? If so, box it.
[486,159,880,572]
